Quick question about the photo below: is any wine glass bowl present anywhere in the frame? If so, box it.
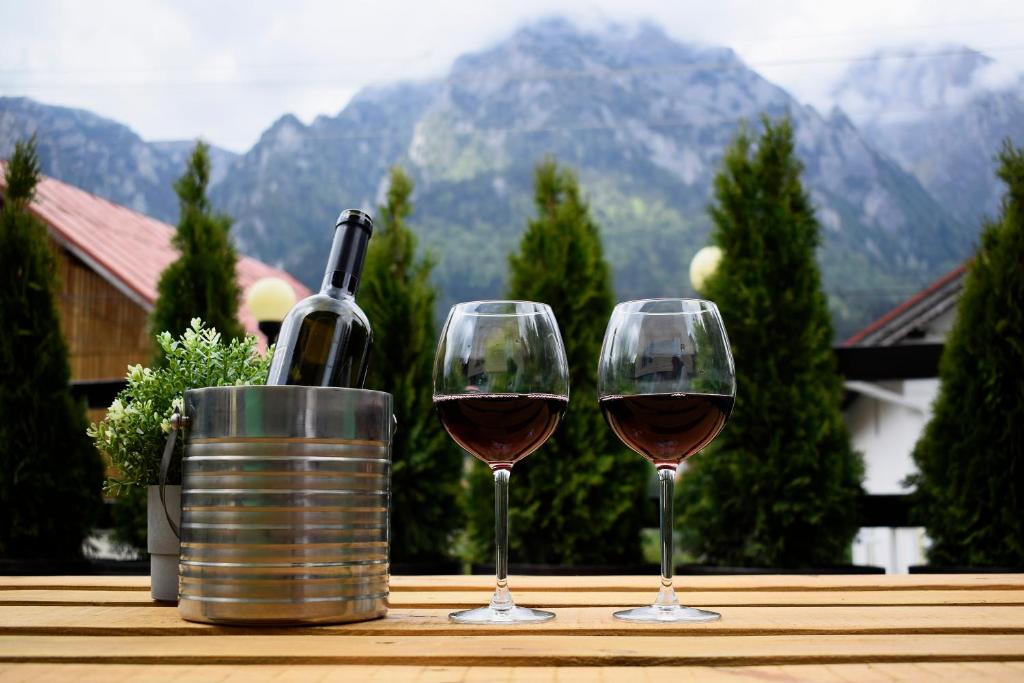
[598,298,735,623]
[433,300,569,624]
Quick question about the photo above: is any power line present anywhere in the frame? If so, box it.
[729,16,1024,44]
[2,44,1022,90]
[0,52,436,77]
[4,14,1024,77]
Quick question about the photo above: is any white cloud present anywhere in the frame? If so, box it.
[974,59,1022,91]
[1,0,1021,150]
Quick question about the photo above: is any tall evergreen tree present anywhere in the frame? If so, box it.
[908,141,1024,566]
[151,141,243,351]
[0,138,103,558]
[361,166,462,563]
[116,141,242,548]
[678,117,863,567]
[464,158,649,565]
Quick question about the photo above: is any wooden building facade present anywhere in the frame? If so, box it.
[56,247,153,382]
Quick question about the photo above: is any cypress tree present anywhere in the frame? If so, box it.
[677,117,863,567]
[464,158,649,565]
[908,141,1024,566]
[361,166,462,563]
[117,141,242,549]
[0,138,103,559]
[151,141,243,351]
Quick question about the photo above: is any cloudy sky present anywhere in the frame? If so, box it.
[2,0,1022,151]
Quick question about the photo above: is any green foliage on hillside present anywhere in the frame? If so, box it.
[677,118,864,566]
[386,151,929,342]
[361,167,463,563]
[0,137,103,559]
[463,158,650,565]
[151,141,243,355]
[909,141,1024,567]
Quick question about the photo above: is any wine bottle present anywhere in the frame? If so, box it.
[266,209,373,387]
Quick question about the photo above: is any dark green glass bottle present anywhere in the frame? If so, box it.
[267,209,373,387]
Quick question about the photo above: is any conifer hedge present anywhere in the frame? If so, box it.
[909,141,1024,567]
[463,158,649,565]
[677,118,864,567]
[115,141,244,549]
[151,141,243,351]
[361,166,463,563]
[0,138,103,559]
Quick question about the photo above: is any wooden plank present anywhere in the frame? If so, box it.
[387,589,1024,608]
[388,574,1024,593]
[0,577,150,591]
[1,663,1023,683]
[3,574,1023,592]
[3,604,1024,637]
[1,634,1023,666]
[4,588,1024,608]
[0,591,163,607]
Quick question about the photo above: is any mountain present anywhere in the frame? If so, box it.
[0,97,237,222]
[830,45,1024,225]
[215,19,967,335]
[211,83,438,292]
[149,140,237,188]
[1,20,979,336]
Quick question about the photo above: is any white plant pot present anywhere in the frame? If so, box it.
[147,485,181,602]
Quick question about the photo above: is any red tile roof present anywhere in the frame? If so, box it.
[0,163,310,336]
[843,263,968,346]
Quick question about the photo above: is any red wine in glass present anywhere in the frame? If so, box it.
[433,300,569,624]
[434,393,568,470]
[600,393,733,469]
[597,298,736,623]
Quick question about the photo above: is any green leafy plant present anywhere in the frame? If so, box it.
[677,117,864,567]
[89,318,272,494]
[463,158,649,565]
[1,137,103,559]
[908,141,1024,567]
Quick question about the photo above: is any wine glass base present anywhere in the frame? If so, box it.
[613,605,721,623]
[449,605,555,624]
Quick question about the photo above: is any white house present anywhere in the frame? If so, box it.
[839,264,966,572]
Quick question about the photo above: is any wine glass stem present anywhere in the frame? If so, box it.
[656,467,679,608]
[490,468,512,611]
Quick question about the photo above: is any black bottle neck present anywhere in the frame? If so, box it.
[321,221,371,297]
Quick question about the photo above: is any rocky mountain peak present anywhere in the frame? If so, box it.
[2,19,1005,336]
[825,43,1023,224]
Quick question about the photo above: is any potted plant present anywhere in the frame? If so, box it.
[89,319,272,600]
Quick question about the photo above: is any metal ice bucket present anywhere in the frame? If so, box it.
[176,385,392,625]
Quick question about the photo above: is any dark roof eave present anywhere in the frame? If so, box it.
[843,263,968,347]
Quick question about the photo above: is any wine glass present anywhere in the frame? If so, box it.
[598,298,735,622]
[433,300,569,624]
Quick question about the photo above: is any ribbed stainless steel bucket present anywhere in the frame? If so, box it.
[177,386,392,625]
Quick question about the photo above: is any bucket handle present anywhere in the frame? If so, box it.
[159,407,187,540]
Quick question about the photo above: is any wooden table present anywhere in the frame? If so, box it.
[1,574,1023,681]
